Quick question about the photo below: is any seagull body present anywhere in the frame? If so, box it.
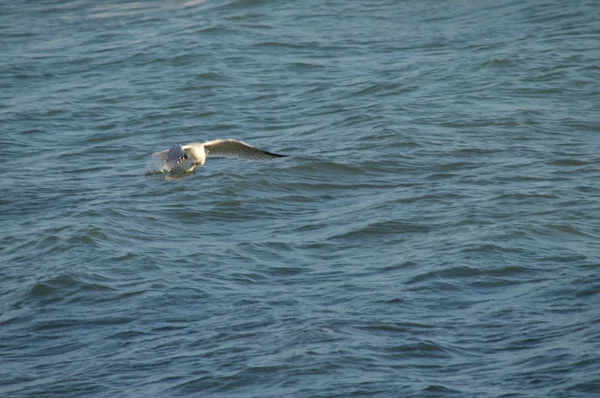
[153,139,286,173]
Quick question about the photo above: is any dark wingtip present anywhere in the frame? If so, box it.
[264,150,288,158]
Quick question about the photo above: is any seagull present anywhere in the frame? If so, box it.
[153,139,286,172]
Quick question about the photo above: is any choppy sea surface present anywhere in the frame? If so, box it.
[2,1,600,397]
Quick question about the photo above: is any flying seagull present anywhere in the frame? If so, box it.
[153,139,286,172]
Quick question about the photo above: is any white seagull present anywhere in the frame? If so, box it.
[153,139,286,173]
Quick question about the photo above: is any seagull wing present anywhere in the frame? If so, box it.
[152,149,170,161]
[153,145,187,171]
[202,139,286,160]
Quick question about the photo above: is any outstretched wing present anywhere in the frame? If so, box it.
[153,145,187,171]
[202,139,286,160]
[152,149,169,161]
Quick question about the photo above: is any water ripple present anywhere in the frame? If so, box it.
[2,0,600,397]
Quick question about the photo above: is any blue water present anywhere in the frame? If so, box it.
[2,1,600,397]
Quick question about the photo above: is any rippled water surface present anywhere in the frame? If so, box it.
[2,1,600,397]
